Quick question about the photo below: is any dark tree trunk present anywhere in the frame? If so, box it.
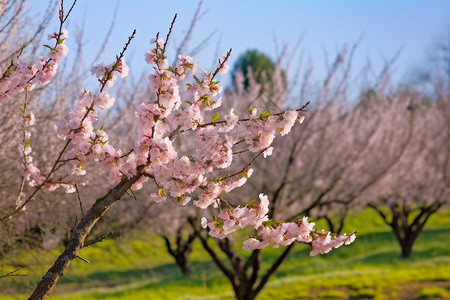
[29,167,145,299]
[161,227,196,275]
[368,201,442,258]
[399,236,415,258]
[233,281,257,300]
[189,218,295,300]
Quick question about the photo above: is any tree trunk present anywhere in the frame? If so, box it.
[369,201,442,259]
[29,168,144,300]
[233,281,256,300]
[161,228,196,275]
[400,237,415,258]
[174,249,192,275]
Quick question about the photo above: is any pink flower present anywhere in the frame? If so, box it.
[201,217,208,229]
[90,62,106,78]
[145,51,157,65]
[263,147,273,158]
[242,238,265,251]
[219,63,230,74]
[280,111,298,136]
[150,192,167,203]
[94,91,115,109]
[115,57,129,78]
[49,44,69,62]
[225,108,239,129]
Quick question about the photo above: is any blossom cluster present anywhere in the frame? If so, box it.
[54,58,131,188]
[201,194,355,255]
[0,29,69,102]
[7,26,356,254]
[127,39,308,212]
[13,29,71,199]
[18,30,131,193]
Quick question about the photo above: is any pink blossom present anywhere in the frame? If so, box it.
[225,108,239,129]
[145,51,157,65]
[219,63,230,74]
[242,238,266,251]
[91,62,106,78]
[280,110,298,136]
[201,217,208,229]
[263,147,273,158]
[115,57,129,78]
[94,91,115,109]
[49,44,69,63]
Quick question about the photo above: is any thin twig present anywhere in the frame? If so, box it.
[75,183,84,217]
[83,232,113,248]
[76,255,90,263]
[163,14,177,53]
[0,267,27,279]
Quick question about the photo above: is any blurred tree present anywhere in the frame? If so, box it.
[191,46,365,300]
[366,91,449,258]
[232,49,286,94]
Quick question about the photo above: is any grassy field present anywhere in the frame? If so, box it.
[1,208,450,299]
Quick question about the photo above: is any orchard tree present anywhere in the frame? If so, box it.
[0,2,355,299]
[188,45,369,300]
[366,89,449,258]
[0,0,88,255]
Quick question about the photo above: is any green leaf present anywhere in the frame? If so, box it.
[212,112,220,122]
[42,44,53,50]
[259,111,272,118]
[246,199,257,208]
[76,161,85,170]
[242,171,248,179]
[262,219,277,229]
[156,188,167,197]
[193,74,201,85]
[177,195,185,204]
[57,38,64,45]
[249,105,254,115]
[24,139,31,148]
[5,65,15,76]
[201,95,214,106]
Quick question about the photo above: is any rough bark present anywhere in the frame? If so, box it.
[29,166,144,300]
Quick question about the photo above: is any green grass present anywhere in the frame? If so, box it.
[1,208,449,299]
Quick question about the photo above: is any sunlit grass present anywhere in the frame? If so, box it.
[1,208,449,299]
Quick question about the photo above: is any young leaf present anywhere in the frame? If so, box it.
[193,74,201,85]
[212,112,220,122]
[259,111,272,119]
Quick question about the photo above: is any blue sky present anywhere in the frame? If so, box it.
[30,0,449,86]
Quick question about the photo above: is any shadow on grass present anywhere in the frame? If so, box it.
[60,258,225,287]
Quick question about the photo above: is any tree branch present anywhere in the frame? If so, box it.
[29,166,145,300]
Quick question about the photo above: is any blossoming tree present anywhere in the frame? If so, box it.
[0,1,355,299]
